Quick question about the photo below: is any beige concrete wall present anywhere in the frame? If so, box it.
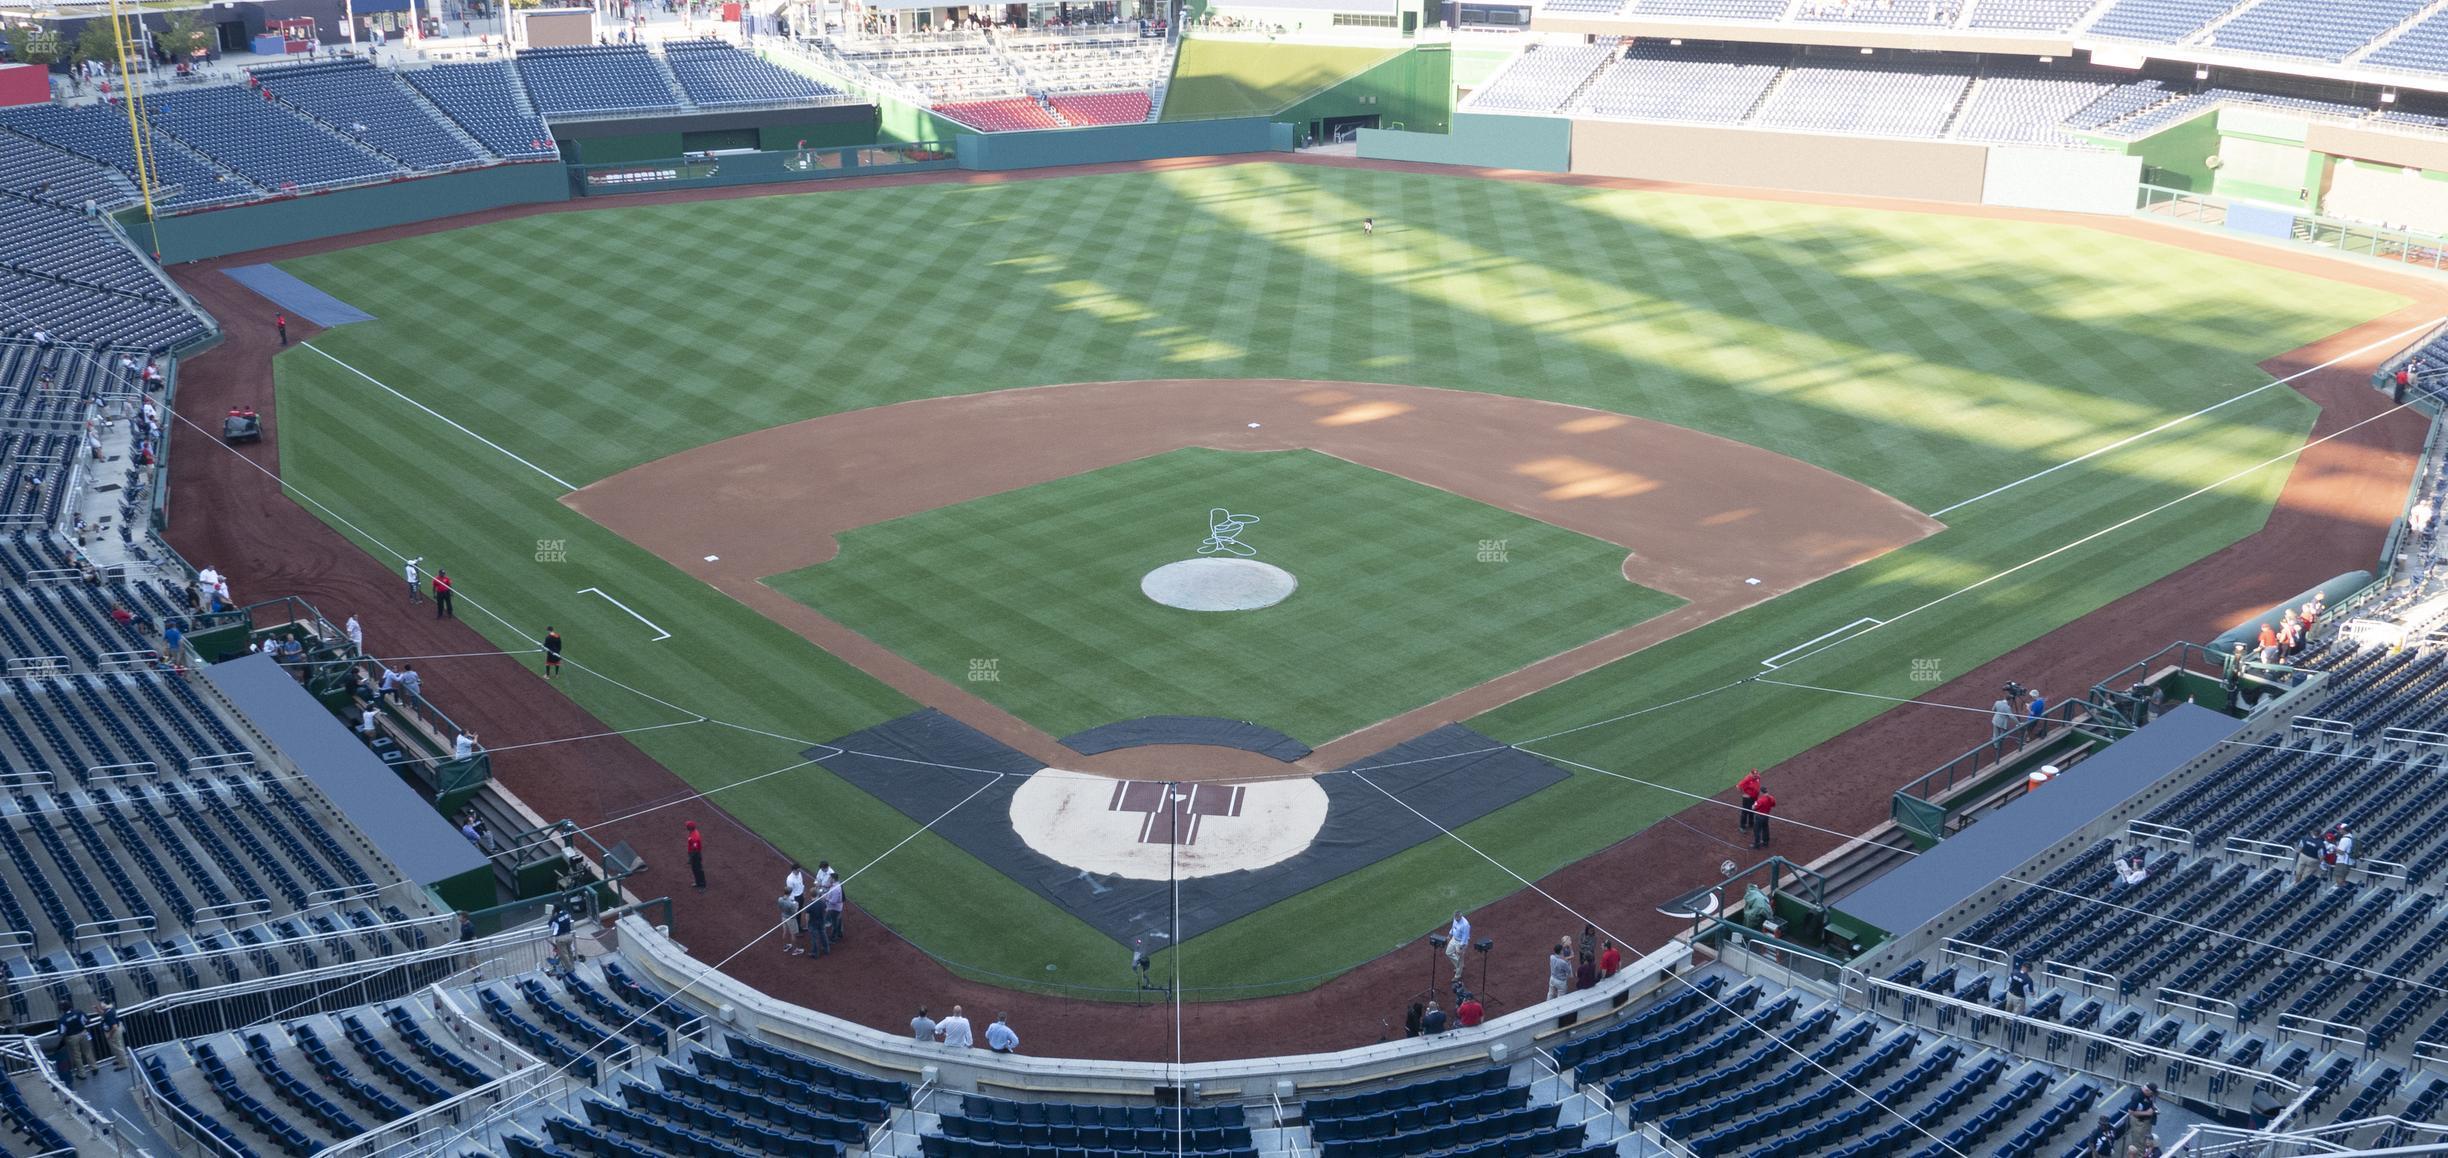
[1568,119,1990,203]
[2309,123,2448,175]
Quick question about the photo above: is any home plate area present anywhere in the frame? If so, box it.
[809,710,1572,945]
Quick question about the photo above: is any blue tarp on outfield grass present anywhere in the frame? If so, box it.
[223,265,376,327]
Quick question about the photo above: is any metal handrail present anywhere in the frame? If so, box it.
[1852,974,2298,1094]
[82,760,155,782]
[2156,987,2240,1030]
[2128,820,2196,851]
[2042,960,2119,998]
[2275,1012,2369,1053]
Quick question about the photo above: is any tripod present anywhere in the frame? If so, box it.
[1422,935,1449,1003]
[1472,939,1497,1010]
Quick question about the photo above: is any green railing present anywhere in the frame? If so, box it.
[1889,698,2122,847]
[2137,183,2448,273]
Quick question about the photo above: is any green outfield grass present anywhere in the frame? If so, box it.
[770,449,1681,744]
[268,161,2402,996]
[1160,40,1399,120]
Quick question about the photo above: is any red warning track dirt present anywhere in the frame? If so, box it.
[161,154,2441,1062]
[565,378,1938,779]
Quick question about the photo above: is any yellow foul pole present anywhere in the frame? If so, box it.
[104,0,165,260]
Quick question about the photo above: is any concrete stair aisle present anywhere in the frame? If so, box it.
[649,51,697,110]
[1939,74,1987,138]
[388,68,496,160]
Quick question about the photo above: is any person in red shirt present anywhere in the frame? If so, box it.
[432,571,454,620]
[686,821,706,889]
[1751,792,1776,849]
[1456,996,1483,1027]
[1598,940,1621,978]
[1737,769,1762,835]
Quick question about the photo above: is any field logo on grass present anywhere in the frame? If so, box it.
[1477,539,1509,564]
[1911,658,1942,684]
[534,538,567,564]
[1009,771,1328,880]
[1197,509,1262,558]
[968,658,1001,683]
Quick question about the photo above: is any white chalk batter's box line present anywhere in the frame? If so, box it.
[1759,617,1886,671]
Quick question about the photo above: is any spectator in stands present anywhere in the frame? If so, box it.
[2129,1084,2159,1136]
[1598,939,1620,978]
[357,703,380,743]
[1446,910,1470,981]
[164,621,184,658]
[2296,828,2325,883]
[2276,616,2300,659]
[912,1006,936,1041]
[2258,622,2281,666]
[1420,1002,1446,1035]
[109,604,133,629]
[686,820,705,888]
[1546,943,1571,1001]
[986,1013,1019,1053]
[94,1000,126,1071]
[432,569,455,618]
[549,904,577,977]
[53,1006,88,1080]
[2333,823,2356,882]
[1737,768,1761,833]
[1750,791,1776,848]
[2117,849,2149,887]
[1457,993,1483,1027]
[937,1005,974,1048]
[455,730,477,760]
[2003,960,2032,1014]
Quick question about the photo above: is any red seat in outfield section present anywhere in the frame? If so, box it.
[1048,90,1152,126]
[935,98,1060,132]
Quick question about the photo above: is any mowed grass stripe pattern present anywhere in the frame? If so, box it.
[270,163,2399,993]
[771,450,1682,744]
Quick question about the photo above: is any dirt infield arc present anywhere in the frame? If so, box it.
[159,154,2436,1062]
[566,379,1942,778]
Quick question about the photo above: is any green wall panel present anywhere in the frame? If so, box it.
[145,163,570,265]
[1356,111,1568,172]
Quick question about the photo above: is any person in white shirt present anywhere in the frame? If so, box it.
[985,1014,1018,1054]
[783,866,809,953]
[404,558,423,603]
[813,861,837,890]
[344,615,363,655]
[454,732,476,760]
[1446,911,1471,980]
[357,706,379,742]
[936,1006,973,1048]
[2333,825,2357,883]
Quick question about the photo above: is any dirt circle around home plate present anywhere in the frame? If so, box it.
[1139,557,1300,612]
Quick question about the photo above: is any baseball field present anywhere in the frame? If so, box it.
[257,159,2400,996]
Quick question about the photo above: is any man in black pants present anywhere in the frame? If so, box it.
[686,821,705,888]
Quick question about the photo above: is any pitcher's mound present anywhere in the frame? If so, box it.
[1141,558,1298,611]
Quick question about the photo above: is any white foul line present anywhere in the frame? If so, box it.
[579,586,673,641]
[301,344,579,492]
[1928,314,2443,518]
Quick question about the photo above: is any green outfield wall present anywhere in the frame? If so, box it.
[1356,111,1570,172]
[953,117,1290,170]
[1277,44,1454,139]
[142,162,571,265]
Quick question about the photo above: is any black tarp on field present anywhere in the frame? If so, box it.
[811,711,1569,946]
